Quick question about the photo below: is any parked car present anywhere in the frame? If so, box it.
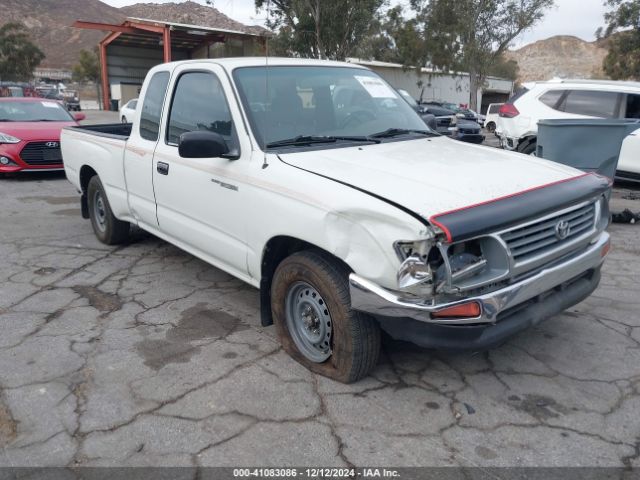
[63,90,81,111]
[484,103,503,133]
[61,58,611,383]
[497,79,640,155]
[466,109,485,127]
[616,127,640,182]
[397,89,438,131]
[0,98,85,173]
[422,105,485,143]
[119,99,138,123]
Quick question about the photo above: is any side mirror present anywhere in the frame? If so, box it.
[74,113,86,122]
[179,131,237,159]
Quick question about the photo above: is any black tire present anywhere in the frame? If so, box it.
[87,175,130,245]
[518,140,537,156]
[486,122,496,133]
[271,250,381,383]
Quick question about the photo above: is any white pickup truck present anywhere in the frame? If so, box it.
[62,58,611,383]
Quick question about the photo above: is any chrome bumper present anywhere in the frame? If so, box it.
[349,232,610,326]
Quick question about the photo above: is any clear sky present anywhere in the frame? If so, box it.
[101,0,609,49]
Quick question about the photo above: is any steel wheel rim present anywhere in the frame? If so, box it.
[285,281,332,363]
[93,190,107,233]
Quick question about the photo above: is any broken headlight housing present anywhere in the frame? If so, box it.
[394,235,510,299]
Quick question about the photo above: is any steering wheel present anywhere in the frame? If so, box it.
[339,109,376,129]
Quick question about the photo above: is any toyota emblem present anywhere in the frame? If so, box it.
[45,141,59,148]
[555,220,571,240]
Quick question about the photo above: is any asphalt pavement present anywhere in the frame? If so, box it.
[0,110,638,468]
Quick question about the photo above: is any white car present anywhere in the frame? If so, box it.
[60,58,611,382]
[497,79,640,155]
[119,98,138,124]
[617,128,640,182]
[484,103,503,133]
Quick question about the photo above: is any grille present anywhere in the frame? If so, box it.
[19,142,63,166]
[437,118,452,127]
[501,202,597,263]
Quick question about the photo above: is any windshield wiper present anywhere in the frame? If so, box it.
[266,135,380,148]
[370,128,435,139]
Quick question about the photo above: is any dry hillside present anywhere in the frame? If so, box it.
[506,35,609,83]
[0,0,264,69]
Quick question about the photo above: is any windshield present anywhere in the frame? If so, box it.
[0,100,73,122]
[233,66,430,149]
[398,89,419,108]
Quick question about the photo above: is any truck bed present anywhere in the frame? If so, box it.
[68,123,132,140]
[61,122,132,222]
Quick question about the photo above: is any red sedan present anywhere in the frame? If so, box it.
[0,97,85,173]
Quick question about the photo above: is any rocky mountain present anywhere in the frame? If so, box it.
[0,0,264,69]
[121,1,265,36]
[506,35,609,84]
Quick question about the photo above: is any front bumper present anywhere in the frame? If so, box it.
[497,134,519,150]
[350,232,609,345]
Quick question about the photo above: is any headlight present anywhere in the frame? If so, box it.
[0,132,20,144]
[394,238,437,294]
[596,195,610,231]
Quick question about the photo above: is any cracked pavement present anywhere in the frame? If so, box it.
[0,166,639,468]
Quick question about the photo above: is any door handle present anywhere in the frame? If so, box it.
[157,161,169,175]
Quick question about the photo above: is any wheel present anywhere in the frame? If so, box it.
[121,116,127,124]
[519,141,537,156]
[271,251,381,383]
[486,122,496,133]
[87,176,130,245]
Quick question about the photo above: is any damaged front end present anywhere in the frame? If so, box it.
[350,177,612,330]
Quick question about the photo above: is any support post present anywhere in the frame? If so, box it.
[163,27,171,63]
[99,42,110,111]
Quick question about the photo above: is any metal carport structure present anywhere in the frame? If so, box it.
[73,18,266,110]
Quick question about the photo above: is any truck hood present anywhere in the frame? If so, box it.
[278,136,584,220]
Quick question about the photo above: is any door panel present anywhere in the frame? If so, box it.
[152,66,250,275]
[124,71,170,229]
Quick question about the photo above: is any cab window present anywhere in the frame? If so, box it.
[166,71,236,147]
[139,72,169,141]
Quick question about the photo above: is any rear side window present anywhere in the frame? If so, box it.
[561,90,619,118]
[488,104,501,114]
[139,72,170,141]
[167,71,236,146]
[539,90,566,109]
[506,87,529,104]
[625,94,640,119]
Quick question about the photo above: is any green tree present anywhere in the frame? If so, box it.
[0,22,44,82]
[72,48,100,83]
[403,0,553,110]
[598,0,640,80]
[72,48,102,109]
[255,0,386,60]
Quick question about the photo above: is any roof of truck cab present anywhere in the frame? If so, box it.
[160,57,371,71]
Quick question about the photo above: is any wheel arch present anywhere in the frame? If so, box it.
[259,235,352,327]
[79,165,98,219]
[517,135,537,153]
